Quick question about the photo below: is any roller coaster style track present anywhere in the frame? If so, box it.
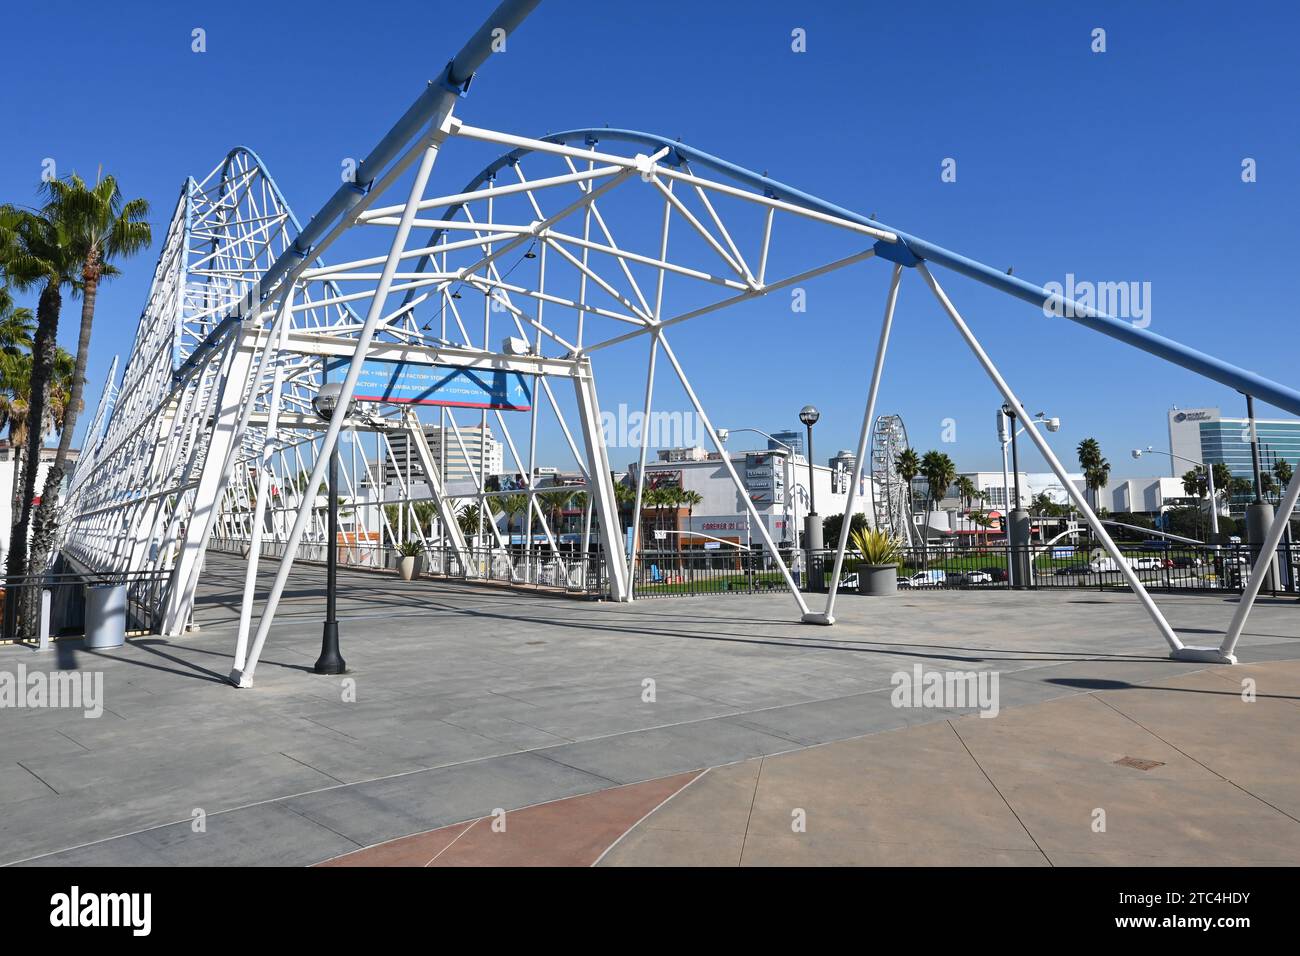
[58,0,1300,684]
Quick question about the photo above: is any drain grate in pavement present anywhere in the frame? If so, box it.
[1114,756,1165,771]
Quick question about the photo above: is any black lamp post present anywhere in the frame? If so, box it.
[1001,403,1022,509]
[311,382,354,675]
[799,405,822,556]
[799,405,820,515]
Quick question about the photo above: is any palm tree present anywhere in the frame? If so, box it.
[955,475,977,510]
[537,489,574,540]
[1181,467,1208,498]
[27,173,151,579]
[1272,458,1293,494]
[456,503,481,540]
[1076,437,1110,511]
[968,509,995,546]
[0,203,81,592]
[612,480,636,544]
[1211,462,1235,515]
[496,493,529,534]
[919,450,957,561]
[680,489,702,530]
[644,486,667,547]
[894,447,920,545]
[0,287,34,357]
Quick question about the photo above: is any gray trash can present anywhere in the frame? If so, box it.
[85,583,127,649]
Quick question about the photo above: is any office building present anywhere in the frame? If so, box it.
[1167,406,1300,512]
[381,423,503,486]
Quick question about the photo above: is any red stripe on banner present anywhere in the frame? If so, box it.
[351,393,531,411]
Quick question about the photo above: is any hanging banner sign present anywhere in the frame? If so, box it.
[326,358,532,411]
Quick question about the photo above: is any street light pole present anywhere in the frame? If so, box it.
[1132,446,1219,541]
[312,382,351,675]
[799,406,822,559]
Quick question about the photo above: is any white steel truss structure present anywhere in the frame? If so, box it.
[60,0,1300,685]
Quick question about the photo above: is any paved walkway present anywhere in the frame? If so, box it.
[314,660,1300,866]
[2,553,1296,866]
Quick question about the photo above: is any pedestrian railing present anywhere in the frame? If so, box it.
[807,542,1300,596]
[1,562,171,643]
[203,536,1300,603]
[207,537,608,597]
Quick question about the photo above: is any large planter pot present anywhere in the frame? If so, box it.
[858,564,898,596]
[398,556,418,581]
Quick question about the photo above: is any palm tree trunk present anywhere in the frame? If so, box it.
[5,282,60,638]
[29,269,97,584]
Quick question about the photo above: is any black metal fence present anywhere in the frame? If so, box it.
[807,542,1300,595]
[209,537,608,596]
[631,548,798,597]
[1,564,171,643]
[205,535,1300,603]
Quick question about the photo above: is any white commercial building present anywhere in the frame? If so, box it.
[629,445,860,550]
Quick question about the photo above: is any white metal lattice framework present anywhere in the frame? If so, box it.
[60,0,1300,685]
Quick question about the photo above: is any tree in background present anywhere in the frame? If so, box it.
[1274,458,1294,501]
[536,488,574,538]
[919,449,957,562]
[456,503,481,541]
[894,447,920,545]
[823,511,868,548]
[0,202,81,600]
[1211,462,1235,514]
[0,348,75,513]
[27,173,151,586]
[954,475,977,510]
[1076,437,1110,511]
[0,287,34,356]
[1181,467,1208,498]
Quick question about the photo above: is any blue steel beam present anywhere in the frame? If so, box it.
[250,0,542,308]
[173,0,542,385]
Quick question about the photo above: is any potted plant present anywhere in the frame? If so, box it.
[396,541,422,581]
[850,527,902,596]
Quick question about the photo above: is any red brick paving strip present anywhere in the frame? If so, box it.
[315,771,703,867]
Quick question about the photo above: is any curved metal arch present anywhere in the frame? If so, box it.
[210,145,365,326]
[414,126,1300,417]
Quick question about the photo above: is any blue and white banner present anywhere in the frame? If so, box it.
[326,358,532,411]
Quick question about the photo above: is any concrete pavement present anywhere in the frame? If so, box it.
[1,553,1295,866]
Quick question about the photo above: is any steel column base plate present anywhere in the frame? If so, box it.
[1171,646,1237,665]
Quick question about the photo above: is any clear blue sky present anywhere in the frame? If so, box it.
[3,0,1296,477]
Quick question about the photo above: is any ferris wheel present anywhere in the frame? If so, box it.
[869,414,914,546]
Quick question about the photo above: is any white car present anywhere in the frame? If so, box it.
[962,570,993,584]
[899,570,947,588]
[1129,557,1163,570]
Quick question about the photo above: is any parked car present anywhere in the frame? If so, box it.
[988,567,1008,583]
[1055,563,1091,576]
[1170,555,1203,569]
[898,570,947,588]
[962,570,994,585]
[1129,556,1163,570]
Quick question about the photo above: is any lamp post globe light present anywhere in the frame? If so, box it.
[798,405,823,559]
[312,382,355,676]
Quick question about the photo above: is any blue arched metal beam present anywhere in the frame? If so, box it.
[418,126,1300,418]
[174,0,543,383]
